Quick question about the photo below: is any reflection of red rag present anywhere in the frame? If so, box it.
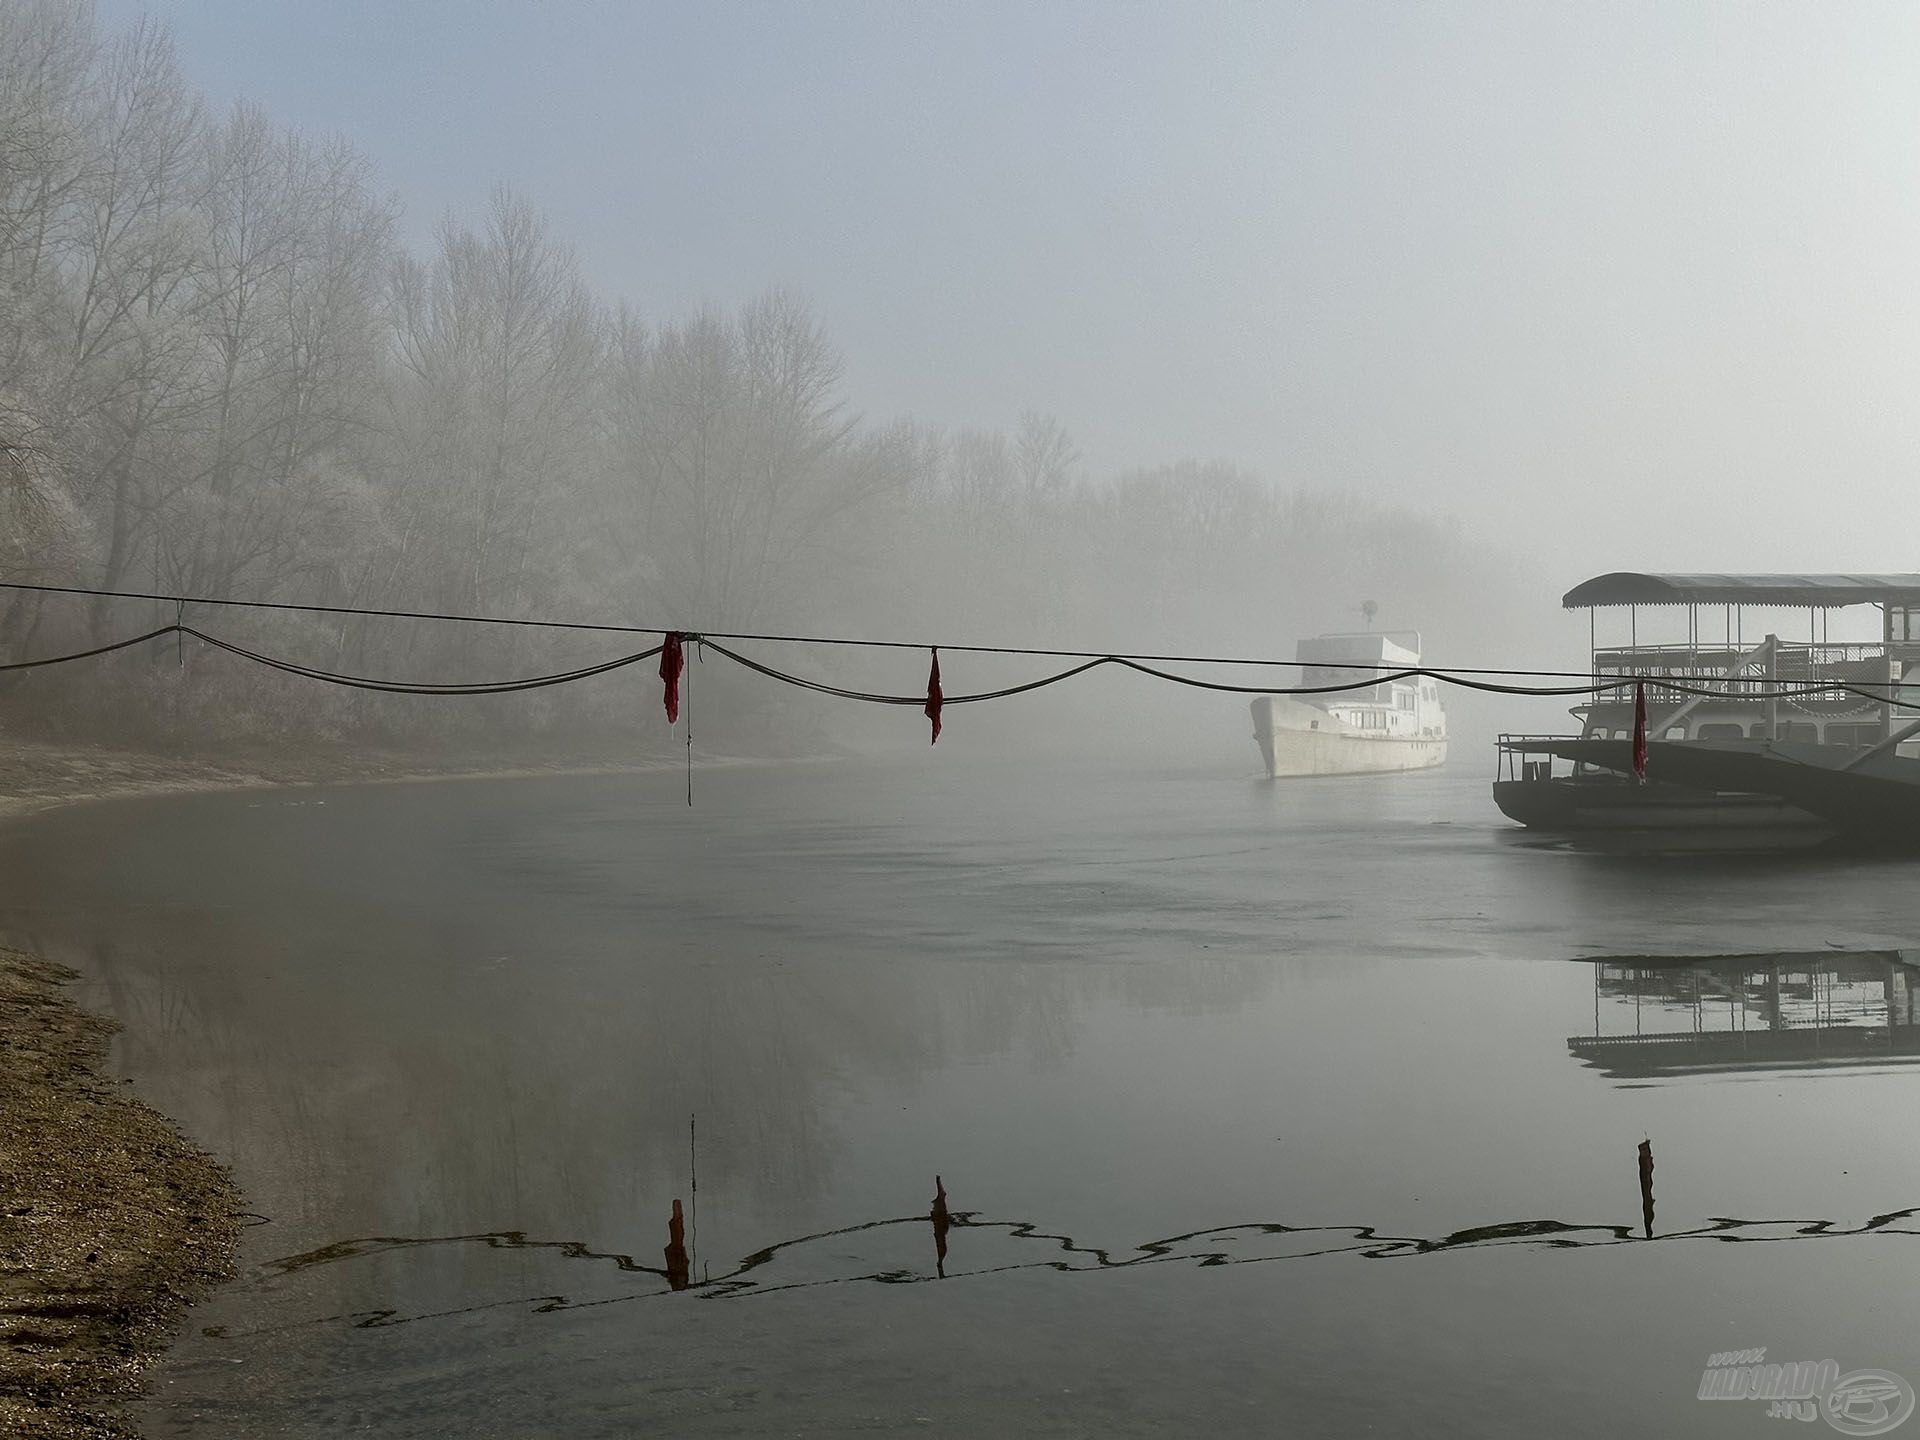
[1637,1139,1655,1239]
[665,1197,690,1290]
[661,632,684,724]
[925,649,943,744]
[1631,681,1648,781]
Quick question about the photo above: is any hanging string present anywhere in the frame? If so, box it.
[685,639,698,807]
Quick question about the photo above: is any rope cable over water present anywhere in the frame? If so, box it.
[183,627,664,696]
[5,621,1917,713]
[0,577,1702,678]
[0,625,180,672]
[4,581,1919,712]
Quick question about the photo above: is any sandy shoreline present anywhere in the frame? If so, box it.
[0,736,814,1437]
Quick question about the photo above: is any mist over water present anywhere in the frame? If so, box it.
[5,2,1920,1435]
[2,764,1918,1436]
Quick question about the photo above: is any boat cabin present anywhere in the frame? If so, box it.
[1295,631,1445,740]
[1562,572,1920,750]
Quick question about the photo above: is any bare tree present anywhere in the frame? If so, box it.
[384,187,604,633]
[54,18,207,631]
[605,288,893,631]
[1014,409,1077,500]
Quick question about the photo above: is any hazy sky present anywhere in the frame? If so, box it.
[103,1,1920,581]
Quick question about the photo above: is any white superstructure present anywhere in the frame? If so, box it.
[1251,632,1448,778]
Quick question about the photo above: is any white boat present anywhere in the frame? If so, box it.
[1251,631,1448,778]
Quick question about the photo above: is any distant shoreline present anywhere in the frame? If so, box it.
[0,734,831,827]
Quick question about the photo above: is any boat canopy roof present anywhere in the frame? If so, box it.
[1562,572,1920,610]
[1295,631,1421,666]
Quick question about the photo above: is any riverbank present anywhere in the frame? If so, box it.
[0,733,717,823]
[0,735,761,1438]
[0,947,241,1439]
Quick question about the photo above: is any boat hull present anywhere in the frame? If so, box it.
[1491,777,1827,835]
[1254,709,1448,778]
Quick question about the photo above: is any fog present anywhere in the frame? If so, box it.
[6,1,1913,762]
[13,13,1920,1432]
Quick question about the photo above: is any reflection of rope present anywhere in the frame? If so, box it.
[205,1203,1920,1337]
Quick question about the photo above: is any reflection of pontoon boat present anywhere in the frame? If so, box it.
[1494,573,1920,840]
[1568,950,1920,1078]
[1250,632,1447,778]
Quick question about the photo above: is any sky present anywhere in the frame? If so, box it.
[101,0,1920,583]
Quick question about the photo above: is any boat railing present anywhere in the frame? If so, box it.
[1593,642,1898,685]
[1495,734,1582,782]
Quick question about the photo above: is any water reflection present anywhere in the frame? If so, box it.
[1637,1139,1654,1240]
[204,1186,1920,1339]
[664,1199,690,1292]
[1569,949,1920,1078]
[13,773,1920,1436]
[0,779,1288,1259]
[931,1175,951,1279]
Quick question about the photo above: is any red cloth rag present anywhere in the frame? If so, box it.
[1631,681,1648,782]
[661,632,684,724]
[925,649,943,744]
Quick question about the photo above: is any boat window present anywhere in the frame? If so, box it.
[1781,722,1819,744]
[1826,723,1879,748]
[1663,726,1687,741]
[1696,723,1746,740]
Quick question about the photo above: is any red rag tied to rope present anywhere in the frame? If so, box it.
[661,632,685,723]
[925,648,943,744]
[1631,680,1648,782]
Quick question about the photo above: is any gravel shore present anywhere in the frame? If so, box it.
[0,947,242,1440]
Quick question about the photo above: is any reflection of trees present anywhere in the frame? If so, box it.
[0,785,1283,1287]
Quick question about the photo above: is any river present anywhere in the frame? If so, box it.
[2,759,1917,1437]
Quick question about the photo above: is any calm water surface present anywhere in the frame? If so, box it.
[3,759,1919,1437]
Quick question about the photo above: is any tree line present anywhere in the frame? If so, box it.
[0,1,1520,752]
